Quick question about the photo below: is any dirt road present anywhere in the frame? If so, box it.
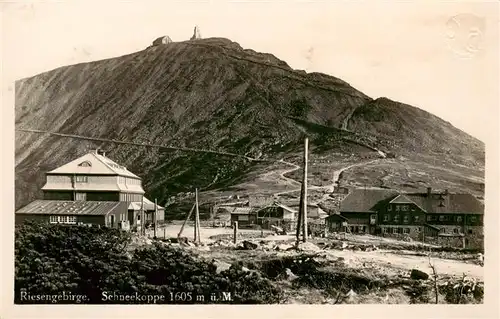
[329,249,483,280]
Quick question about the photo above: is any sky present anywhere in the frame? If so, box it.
[2,0,498,142]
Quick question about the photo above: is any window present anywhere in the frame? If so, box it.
[456,216,463,223]
[75,192,86,201]
[414,216,420,222]
[392,228,398,234]
[427,215,432,222]
[439,215,445,222]
[468,229,473,234]
[402,205,409,212]
[418,227,422,232]
[394,215,400,223]
[49,215,76,224]
[78,161,92,167]
[383,214,389,222]
[411,206,415,211]
[387,205,392,212]
[403,215,409,223]
[75,175,88,183]
[383,227,389,233]
[440,228,446,233]
[470,216,477,223]
[395,205,400,211]
[453,228,459,234]
[403,228,410,234]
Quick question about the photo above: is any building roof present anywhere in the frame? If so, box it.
[276,203,297,214]
[405,193,483,214]
[128,197,164,211]
[326,214,348,221]
[231,207,254,215]
[340,189,399,213]
[389,194,414,204]
[340,189,484,215]
[47,151,140,178]
[15,200,123,216]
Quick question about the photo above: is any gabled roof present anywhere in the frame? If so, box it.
[128,197,164,211]
[389,194,414,204]
[339,189,484,215]
[276,203,297,214]
[231,207,254,215]
[15,200,124,216]
[340,189,399,213]
[406,193,483,214]
[47,152,139,178]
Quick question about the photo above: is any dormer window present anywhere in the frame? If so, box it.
[78,161,92,167]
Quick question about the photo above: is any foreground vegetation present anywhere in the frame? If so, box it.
[15,221,281,304]
[15,221,483,304]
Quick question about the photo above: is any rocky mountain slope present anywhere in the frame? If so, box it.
[14,37,484,210]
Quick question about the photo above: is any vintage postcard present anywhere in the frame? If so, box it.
[1,0,498,318]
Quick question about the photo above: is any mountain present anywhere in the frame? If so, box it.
[14,37,484,210]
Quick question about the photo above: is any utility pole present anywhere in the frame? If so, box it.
[194,188,201,244]
[154,198,158,238]
[295,137,309,243]
[302,137,309,242]
[140,198,145,236]
[178,203,195,238]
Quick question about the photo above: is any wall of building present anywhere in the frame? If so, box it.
[378,224,423,240]
[104,202,129,229]
[43,191,74,201]
[86,191,120,201]
[15,214,105,226]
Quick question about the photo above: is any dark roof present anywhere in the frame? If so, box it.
[326,214,348,221]
[16,200,122,216]
[340,189,399,212]
[405,193,483,214]
[389,194,414,204]
[340,189,484,215]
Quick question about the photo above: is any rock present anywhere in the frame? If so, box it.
[285,268,299,281]
[344,289,357,301]
[152,35,173,46]
[276,243,294,251]
[197,245,211,252]
[410,269,429,280]
[190,25,202,40]
[296,242,321,252]
[214,260,231,274]
[341,242,348,249]
[241,240,258,250]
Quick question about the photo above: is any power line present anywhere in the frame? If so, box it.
[16,128,296,167]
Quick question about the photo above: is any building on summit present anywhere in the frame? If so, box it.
[15,150,164,231]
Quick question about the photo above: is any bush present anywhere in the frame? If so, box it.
[15,221,281,304]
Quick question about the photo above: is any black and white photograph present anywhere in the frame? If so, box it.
[1,0,498,317]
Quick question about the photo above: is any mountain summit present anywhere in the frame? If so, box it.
[15,37,484,209]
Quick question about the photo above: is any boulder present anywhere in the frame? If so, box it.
[241,240,258,250]
[276,243,294,251]
[285,268,299,281]
[214,260,231,274]
[297,242,321,252]
[410,269,429,280]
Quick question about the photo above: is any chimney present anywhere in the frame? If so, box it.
[427,187,432,198]
[95,149,106,157]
